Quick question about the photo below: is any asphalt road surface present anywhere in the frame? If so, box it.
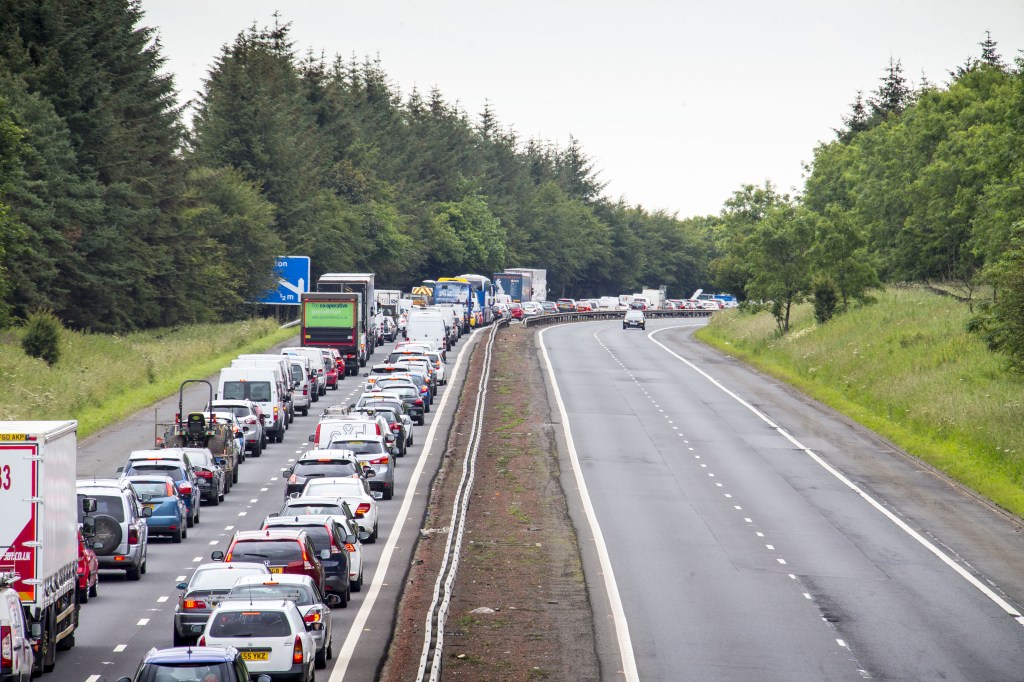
[541,318,1024,682]
[62,329,480,682]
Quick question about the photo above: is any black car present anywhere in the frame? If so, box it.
[283,454,365,499]
[116,645,269,682]
[623,309,646,330]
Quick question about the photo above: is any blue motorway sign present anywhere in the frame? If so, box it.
[255,256,310,305]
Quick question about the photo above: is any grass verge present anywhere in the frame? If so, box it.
[0,319,297,438]
[695,287,1024,517]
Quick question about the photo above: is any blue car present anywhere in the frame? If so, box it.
[123,459,201,527]
[115,646,270,682]
[125,475,189,543]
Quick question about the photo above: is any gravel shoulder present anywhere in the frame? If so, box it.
[381,323,599,681]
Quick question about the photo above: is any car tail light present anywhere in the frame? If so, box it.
[345,542,356,552]
[127,527,140,545]
[414,399,423,406]
[304,608,323,624]
[274,406,279,421]
[369,455,389,465]
[355,503,370,518]
[2,624,12,667]
[198,635,206,646]
[183,598,207,610]
[288,474,299,484]
[314,424,321,447]
[375,424,382,435]
[244,416,257,425]
[390,423,401,432]
[195,469,213,480]
[178,483,193,495]
[166,482,175,496]
[303,388,308,396]
[293,635,304,664]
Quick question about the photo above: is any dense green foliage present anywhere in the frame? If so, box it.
[21,309,60,364]
[0,5,709,335]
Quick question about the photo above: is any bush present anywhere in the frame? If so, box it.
[813,277,839,324]
[21,310,62,365]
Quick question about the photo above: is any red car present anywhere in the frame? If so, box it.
[314,348,339,389]
[216,528,327,594]
[77,526,98,603]
[509,303,524,320]
[576,301,593,312]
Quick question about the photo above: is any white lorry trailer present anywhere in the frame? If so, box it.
[504,268,547,303]
[0,421,88,675]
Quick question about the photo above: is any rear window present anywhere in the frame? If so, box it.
[126,464,185,482]
[228,583,314,605]
[138,663,230,682]
[229,540,303,564]
[209,610,292,637]
[218,405,251,418]
[77,494,125,522]
[283,503,345,515]
[328,440,384,455]
[190,566,268,590]
[293,461,358,478]
[267,526,331,552]
[131,481,173,498]
[222,381,271,402]
[290,364,303,382]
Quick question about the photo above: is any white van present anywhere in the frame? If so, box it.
[284,356,313,415]
[217,367,286,443]
[429,305,462,342]
[405,310,449,352]
[232,355,294,424]
[282,347,330,396]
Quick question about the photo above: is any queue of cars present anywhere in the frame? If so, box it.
[104,333,454,681]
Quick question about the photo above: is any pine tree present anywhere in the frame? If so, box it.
[870,57,912,119]
[979,30,1004,69]
[838,91,870,141]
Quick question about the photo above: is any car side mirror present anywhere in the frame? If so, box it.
[345,534,357,544]
[307,621,325,631]
[362,372,369,378]
[391,447,401,456]
[363,469,376,478]
[267,512,279,518]
[325,593,343,607]
[82,497,97,514]
[30,622,41,638]
[320,548,330,560]
[256,676,272,682]
[284,467,294,475]
[211,550,225,561]
[81,516,96,537]
[141,506,153,518]
[115,465,124,473]
[176,581,188,590]
[348,403,356,409]
[358,531,371,541]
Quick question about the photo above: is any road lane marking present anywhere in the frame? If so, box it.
[157,596,168,603]
[535,327,639,682]
[86,676,101,682]
[330,329,480,681]
[136,618,149,626]
[113,645,127,652]
[649,325,1024,626]
[175,575,186,581]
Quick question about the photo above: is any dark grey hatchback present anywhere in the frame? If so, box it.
[623,309,646,330]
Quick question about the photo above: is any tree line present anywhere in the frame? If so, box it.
[707,31,1024,371]
[0,2,710,332]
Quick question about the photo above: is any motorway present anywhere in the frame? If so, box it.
[541,318,1024,681]
[63,330,480,682]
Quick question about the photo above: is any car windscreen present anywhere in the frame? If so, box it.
[139,663,230,682]
[209,610,292,637]
[328,440,384,455]
[222,381,271,402]
[292,461,358,478]
[228,540,302,563]
[228,584,314,605]
[126,464,185,482]
[77,494,125,522]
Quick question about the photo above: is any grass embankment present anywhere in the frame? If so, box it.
[0,319,297,438]
[696,287,1024,517]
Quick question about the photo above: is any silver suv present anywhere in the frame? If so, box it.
[76,479,151,580]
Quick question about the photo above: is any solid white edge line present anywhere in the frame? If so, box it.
[538,326,640,681]
[329,330,482,681]
[648,325,1024,625]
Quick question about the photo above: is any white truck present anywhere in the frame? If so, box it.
[504,268,547,303]
[0,421,90,676]
[641,287,666,309]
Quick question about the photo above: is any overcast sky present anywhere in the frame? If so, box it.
[139,0,1024,217]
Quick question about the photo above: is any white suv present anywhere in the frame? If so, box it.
[75,479,151,580]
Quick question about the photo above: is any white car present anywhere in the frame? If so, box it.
[200,599,316,680]
[226,573,342,670]
[301,477,381,542]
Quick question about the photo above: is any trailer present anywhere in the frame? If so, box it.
[504,268,547,303]
[301,292,363,375]
[317,273,379,355]
[0,421,90,675]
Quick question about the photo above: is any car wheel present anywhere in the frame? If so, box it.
[384,487,394,500]
[368,522,378,543]
[302,407,309,416]
[195,508,200,524]
[141,557,147,575]
[79,585,89,604]
[181,523,187,540]
[315,641,328,669]
[186,511,195,528]
[172,527,182,544]
[218,487,225,502]
[209,491,220,506]
[275,428,285,443]
[232,468,239,484]
[261,433,269,448]
[417,417,424,426]
[89,580,98,598]
[173,629,190,648]
[126,564,141,581]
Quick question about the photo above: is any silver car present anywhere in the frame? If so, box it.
[76,479,151,580]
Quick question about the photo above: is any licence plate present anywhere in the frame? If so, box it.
[241,651,269,661]
[269,567,283,574]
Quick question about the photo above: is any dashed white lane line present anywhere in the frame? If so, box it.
[113,644,127,652]
[136,618,149,626]
[192,557,201,562]
[224,525,234,531]
[157,596,169,603]
[249,499,259,503]
[260,488,269,492]
[86,676,101,682]
[209,540,219,545]
[175,575,186,582]
[238,511,247,516]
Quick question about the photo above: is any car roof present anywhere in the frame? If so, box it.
[233,529,306,541]
[297,451,358,462]
[231,573,316,588]
[143,646,241,664]
[76,478,128,491]
[194,561,269,574]
[264,514,339,527]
